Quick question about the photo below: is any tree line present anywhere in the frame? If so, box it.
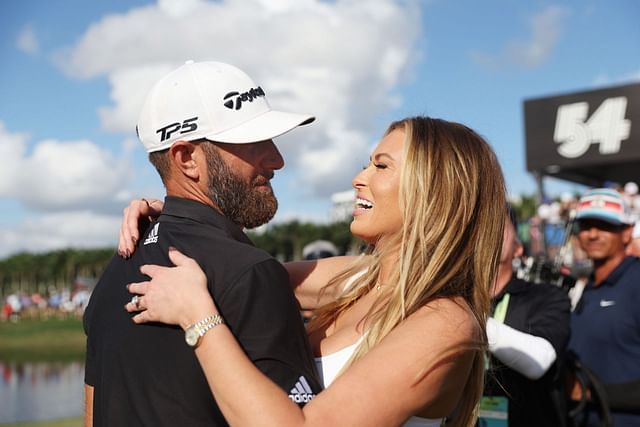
[0,220,360,298]
[0,196,541,299]
[0,248,114,298]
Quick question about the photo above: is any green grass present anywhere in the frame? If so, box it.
[0,317,85,363]
[0,417,83,427]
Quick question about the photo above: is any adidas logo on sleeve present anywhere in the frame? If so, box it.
[288,376,316,403]
[143,223,159,245]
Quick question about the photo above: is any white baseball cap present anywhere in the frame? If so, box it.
[137,60,315,153]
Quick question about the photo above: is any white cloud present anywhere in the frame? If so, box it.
[592,73,612,86]
[471,5,568,70]
[53,0,423,196]
[98,64,174,133]
[0,122,29,194]
[507,6,568,67]
[298,118,370,191]
[592,69,640,87]
[16,25,40,55]
[0,122,134,257]
[157,0,207,17]
[0,121,133,211]
[0,211,121,258]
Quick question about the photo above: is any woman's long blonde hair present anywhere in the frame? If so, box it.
[309,117,506,426]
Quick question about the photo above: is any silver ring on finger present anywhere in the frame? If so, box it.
[130,295,140,308]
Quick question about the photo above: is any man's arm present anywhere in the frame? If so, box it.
[488,284,571,379]
[84,384,94,427]
[487,317,557,379]
[526,285,572,355]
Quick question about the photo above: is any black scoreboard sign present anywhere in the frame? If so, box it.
[524,83,640,186]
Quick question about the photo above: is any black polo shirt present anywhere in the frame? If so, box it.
[484,278,571,427]
[84,196,321,426]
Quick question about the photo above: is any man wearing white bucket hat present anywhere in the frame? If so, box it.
[83,61,321,426]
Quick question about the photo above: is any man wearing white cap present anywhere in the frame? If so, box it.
[83,61,321,426]
[568,188,640,427]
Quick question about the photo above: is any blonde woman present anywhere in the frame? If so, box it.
[120,116,506,426]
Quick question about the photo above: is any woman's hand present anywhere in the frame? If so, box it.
[125,247,217,330]
[118,198,164,258]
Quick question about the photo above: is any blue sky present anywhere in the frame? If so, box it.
[0,0,638,258]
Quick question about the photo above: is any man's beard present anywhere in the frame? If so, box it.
[202,144,278,229]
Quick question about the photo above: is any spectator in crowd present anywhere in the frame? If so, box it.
[302,240,339,260]
[4,293,21,322]
[480,208,571,427]
[527,212,545,256]
[618,182,640,257]
[627,222,640,257]
[568,188,640,427]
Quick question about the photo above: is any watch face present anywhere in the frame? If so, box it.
[185,327,199,347]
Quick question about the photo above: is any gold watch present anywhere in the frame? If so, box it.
[185,314,224,348]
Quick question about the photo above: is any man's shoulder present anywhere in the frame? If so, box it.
[152,218,270,263]
[611,256,640,290]
[155,219,284,284]
[509,278,566,297]
[508,278,569,307]
[621,256,640,276]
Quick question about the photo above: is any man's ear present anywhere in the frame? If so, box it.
[169,141,200,180]
[622,224,634,246]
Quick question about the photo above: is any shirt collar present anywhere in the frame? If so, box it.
[504,277,530,294]
[589,256,634,288]
[493,277,528,302]
[160,196,254,245]
[591,256,635,288]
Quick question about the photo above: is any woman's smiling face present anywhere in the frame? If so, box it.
[350,128,405,245]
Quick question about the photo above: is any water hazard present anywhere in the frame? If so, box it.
[0,361,84,423]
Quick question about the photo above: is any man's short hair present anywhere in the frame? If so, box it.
[148,149,171,186]
[148,139,213,185]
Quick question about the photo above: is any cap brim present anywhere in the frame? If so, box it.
[576,211,623,226]
[204,110,315,144]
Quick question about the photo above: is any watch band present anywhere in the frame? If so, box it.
[185,314,224,347]
[197,314,224,336]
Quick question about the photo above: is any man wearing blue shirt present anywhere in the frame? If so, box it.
[568,188,640,427]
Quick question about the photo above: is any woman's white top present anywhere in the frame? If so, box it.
[314,339,443,427]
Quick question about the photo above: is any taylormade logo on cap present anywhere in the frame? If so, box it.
[223,87,266,110]
[136,60,314,153]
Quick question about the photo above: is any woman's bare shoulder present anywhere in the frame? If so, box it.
[409,296,481,344]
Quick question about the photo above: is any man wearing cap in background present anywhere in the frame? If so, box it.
[568,188,640,427]
[83,61,321,426]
